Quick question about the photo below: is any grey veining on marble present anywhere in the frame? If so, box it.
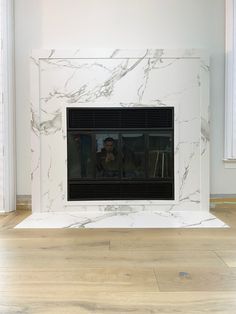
[15,210,228,229]
[30,49,209,213]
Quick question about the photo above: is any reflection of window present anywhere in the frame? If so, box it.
[68,133,93,179]
[122,134,145,178]
[225,0,236,161]
[149,133,173,178]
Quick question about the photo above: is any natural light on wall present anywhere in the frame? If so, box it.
[225,0,236,164]
[0,0,15,213]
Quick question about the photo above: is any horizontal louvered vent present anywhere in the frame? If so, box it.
[67,108,173,129]
[68,182,173,200]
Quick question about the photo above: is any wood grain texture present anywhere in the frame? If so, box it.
[215,251,236,268]
[0,207,235,313]
[154,266,236,291]
[110,237,236,251]
[0,250,226,270]
[0,210,31,230]
[0,268,158,293]
[211,207,236,227]
[0,292,236,314]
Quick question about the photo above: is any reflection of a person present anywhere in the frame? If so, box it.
[122,143,142,177]
[96,137,119,177]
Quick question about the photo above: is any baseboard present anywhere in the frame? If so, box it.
[210,195,236,210]
[210,195,236,204]
[16,194,236,212]
[210,194,236,199]
[16,195,32,211]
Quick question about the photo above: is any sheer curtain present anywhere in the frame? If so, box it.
[0,0,15,212]
[225,0,236,161]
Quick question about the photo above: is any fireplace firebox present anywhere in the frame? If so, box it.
[67,107,174,200]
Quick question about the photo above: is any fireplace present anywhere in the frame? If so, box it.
[31,49,209,213]
[67,107,174,200]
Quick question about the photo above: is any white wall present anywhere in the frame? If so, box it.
[14,0,236,195]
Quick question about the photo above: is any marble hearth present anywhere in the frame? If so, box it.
[20,48,220,229]
[15,210,228,228]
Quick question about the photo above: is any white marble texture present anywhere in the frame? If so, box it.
[15,211,228,229]
[31,49,209,213]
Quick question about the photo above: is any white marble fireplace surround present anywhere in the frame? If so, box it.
[29,49,213,226]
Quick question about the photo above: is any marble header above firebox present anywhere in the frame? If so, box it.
[30,49,209,213]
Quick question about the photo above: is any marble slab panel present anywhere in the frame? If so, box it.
[31,49,209,213]
[15,211,228,229]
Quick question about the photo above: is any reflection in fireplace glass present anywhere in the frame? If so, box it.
[122,134,145,178]
[68,133,93,179]
[96,134,119,178]
[68,131,173,180]
[67,107,174,200]
[149,133,173,179]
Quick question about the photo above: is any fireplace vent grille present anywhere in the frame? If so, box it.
[68,108,173,129]
[69,182,173,200]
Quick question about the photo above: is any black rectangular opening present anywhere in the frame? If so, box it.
[67,107,174,200]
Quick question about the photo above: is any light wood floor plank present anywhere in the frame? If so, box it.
[0,210,31,230]
[154,266,236,291]
[110,237,236,251]
[2,234,236,252]
[215,251,236,268]
[1,227,236,240]
[212,208,236,227]
[0,238,110,251]
[0,268,158,293]
[0,208,235,313]
[0,292,236,314]
[0,250,225,270]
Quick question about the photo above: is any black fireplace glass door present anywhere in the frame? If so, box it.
[67,107,175,200]
[121,133,145,178]
[67,132,93,179]
[148,132,173,179]
[96,133,119,178]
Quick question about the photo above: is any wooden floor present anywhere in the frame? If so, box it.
[0,203,236,313]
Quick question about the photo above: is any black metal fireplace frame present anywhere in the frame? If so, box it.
[67,107,175,201]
